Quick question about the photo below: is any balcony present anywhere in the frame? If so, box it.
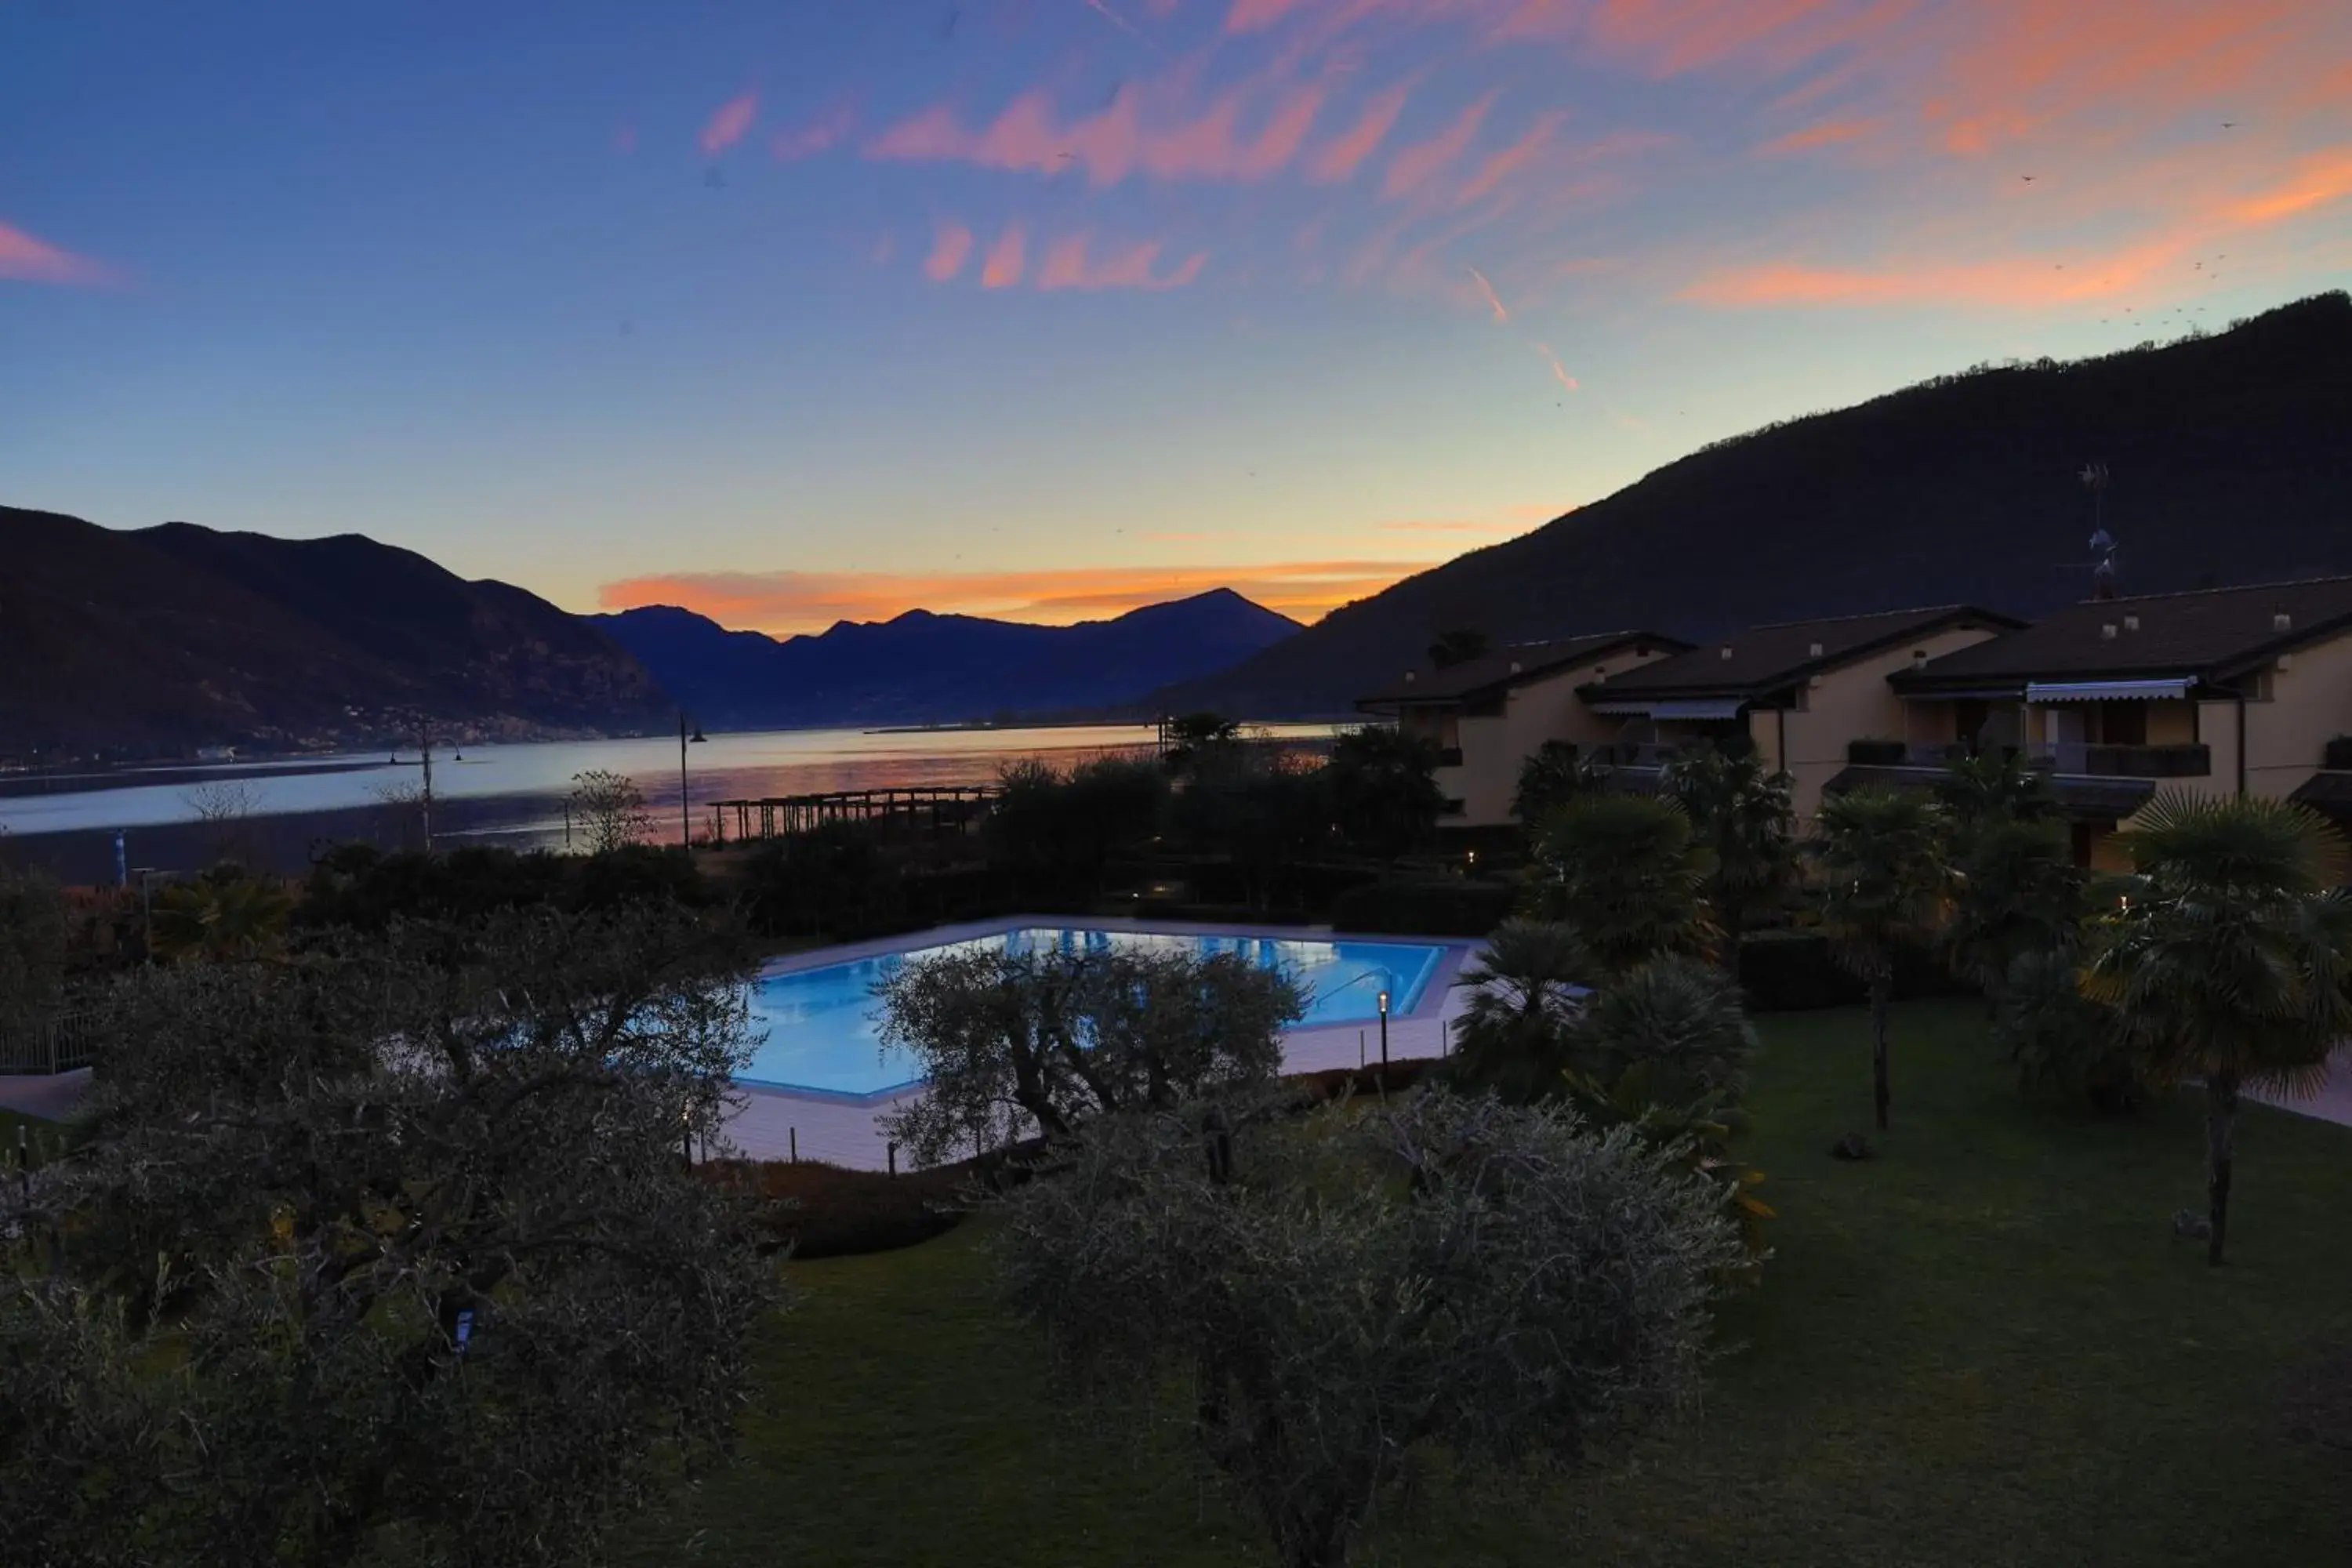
[1436,746,1465,768]
[1579,742,1686,768]
[2031,742,2211,779]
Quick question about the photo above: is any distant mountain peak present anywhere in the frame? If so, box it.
[593,586,1302,728]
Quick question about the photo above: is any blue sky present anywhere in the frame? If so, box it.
[4,1,2347,631]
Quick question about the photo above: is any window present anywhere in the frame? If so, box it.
[2096,703,2147,746]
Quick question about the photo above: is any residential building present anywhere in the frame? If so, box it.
[1885,575,2352,866]
[1356,632,1688,826]
[1577,606,2025,817]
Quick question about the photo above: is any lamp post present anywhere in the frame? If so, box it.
[679,713,706,850]
[1376,987,1390,1076]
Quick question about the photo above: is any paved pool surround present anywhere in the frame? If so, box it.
[724,916,1481,1170]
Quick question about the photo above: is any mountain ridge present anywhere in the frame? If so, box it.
[588,587,1301,731]
[0,506,669,757]
[1152,292,2352,716]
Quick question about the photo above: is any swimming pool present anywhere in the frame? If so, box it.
[741,926,1451,1098]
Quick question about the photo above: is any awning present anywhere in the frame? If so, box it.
[2024,677,2194,702]
[1588,697,1745,720]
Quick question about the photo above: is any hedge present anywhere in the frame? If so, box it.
[1327,879,1519,938]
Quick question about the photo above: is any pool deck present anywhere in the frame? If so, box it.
[727,915,1480,1169]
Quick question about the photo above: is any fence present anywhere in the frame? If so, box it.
[0,1012,99,1076]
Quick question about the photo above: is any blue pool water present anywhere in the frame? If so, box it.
[741,927,1449,1097]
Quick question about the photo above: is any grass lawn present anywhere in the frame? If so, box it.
[622,997,2352,1565]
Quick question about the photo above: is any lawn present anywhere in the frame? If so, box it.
[576,1003,2349,1562]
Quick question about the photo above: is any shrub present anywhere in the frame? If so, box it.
[1737,930,1968,1011]
[705,1159,970,1259]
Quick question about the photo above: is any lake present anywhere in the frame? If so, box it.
[0,724,1336,884]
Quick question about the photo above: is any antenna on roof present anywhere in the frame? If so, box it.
[2081,462,2117,601]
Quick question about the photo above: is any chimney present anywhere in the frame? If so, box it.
[1911,649,1928,670]
[1508,660,1523,675]
[1719,644,1734,661]
[2123,614,2140,632]
[2100,622,2118,641]
[1403,671,1416,683]
[1808,641,1824,659]
[2274,612,2293,633]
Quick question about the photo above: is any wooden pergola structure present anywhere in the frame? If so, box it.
[706,785,999,845]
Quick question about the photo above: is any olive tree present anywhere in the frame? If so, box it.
[0,862,67,1036]
[569,768,652,853]
[0,902,782,1567]
[876,944,1302,1166]
[996,1092,1744,1568]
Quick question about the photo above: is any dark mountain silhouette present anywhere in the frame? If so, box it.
[1156,292,2352,717]
[590,589,1302,730]
[0,506,666,757]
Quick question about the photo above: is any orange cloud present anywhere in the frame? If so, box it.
[982,224,1028,288]
[1465,264,1508,321]
[1308,79,1415,181]
[1457,110,1565,203]
[0,220,116,288]
[599,561,1428,633]
[1036,233,1210,291]
[1382,91,1497,199]
[2220,145,2352,227]
[1756,118,1880,156]
[1682,239,2188,309]
[926,222,975,281]
[699,91,758,155]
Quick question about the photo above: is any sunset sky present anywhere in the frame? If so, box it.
[5,2,2348,635]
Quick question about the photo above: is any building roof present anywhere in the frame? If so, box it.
[1894,575,2352,695]
[1356,630,1686,710]
[1823,764,2155,825]
[2290,771,2352,815]
[1581,605,2024,706]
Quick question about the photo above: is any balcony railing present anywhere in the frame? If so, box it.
[2030,742,2211,779]
[1436,746,1465,768]
[1578,742,1686,768]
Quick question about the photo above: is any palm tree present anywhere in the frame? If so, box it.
[1935,748,2057,829]
[2081,794,2352,1265]
[1513,740,1610,829]
[1809,787,1954,1131]
[1566,955,1755,1103]
[1941,815,2084,1006]
[1528,793,1718,974]
[1449,919,1592,1103]
[1662,746,1796,962]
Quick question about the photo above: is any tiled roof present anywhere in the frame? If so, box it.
[1896,576,2352,692]
[1356,630,1685,708]
[1581,605,2024,702]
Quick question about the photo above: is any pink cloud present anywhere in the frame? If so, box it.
[1308,79,1415,181]
[1756,118,1881,155]
[1534,341,1579,390]
[1465,264,1508,321]
[0,220,117,288]
[926,222,975,281]
[1381,91,1497,199]
[982,224,1029,288]
[773,100,856,162]
[699,91,758,156]
[612,122,637,155]
[1456,109,1564,203]
[1036,233,1210,291]
[868,75,1335,187]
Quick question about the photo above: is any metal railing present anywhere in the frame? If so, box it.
[2028,742,2212,779]
[1436,746,1465,768]
[0,1011,99,1077]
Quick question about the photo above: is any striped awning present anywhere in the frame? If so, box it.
[2024,677,2194,702]
[1587,697,1746,720]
